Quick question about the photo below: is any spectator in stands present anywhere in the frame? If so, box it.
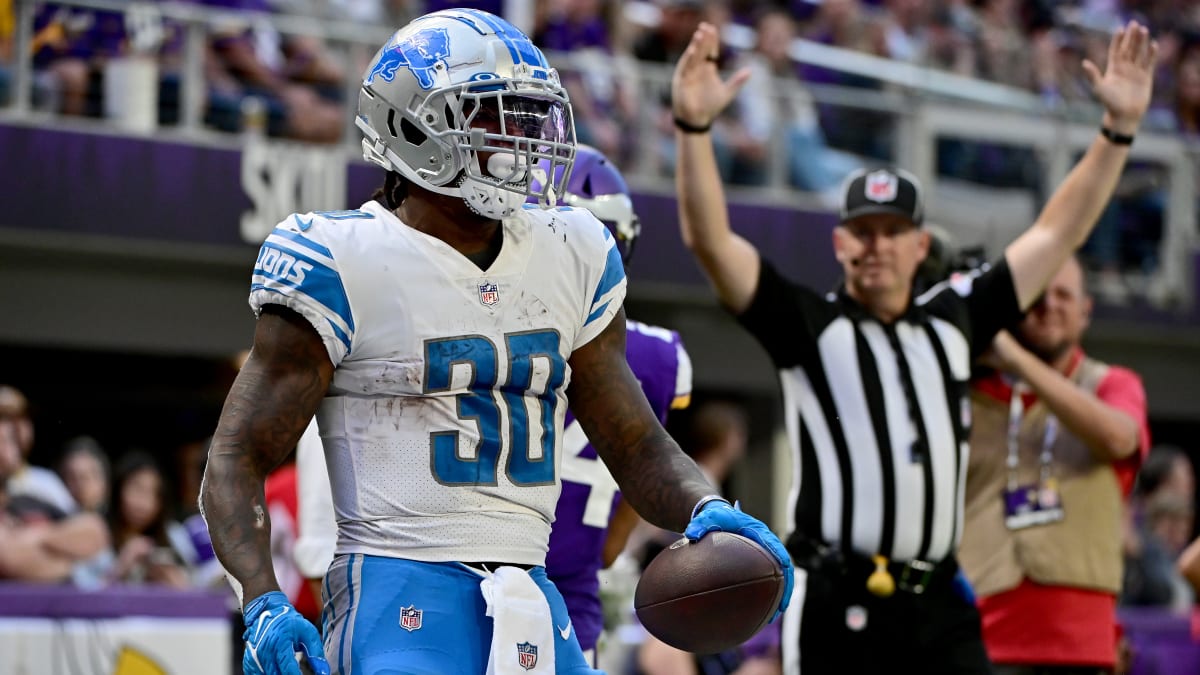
[731,9,861,192]
[198,0,343,142]
[0,403,109,583]
[60,437,118,589]
[30,4,126,116]
[924,3,978,76]
[959,255,1151,674]
[801,0,894,159]
[107,451,192,588]
[974,0,1033,89]
[58,436,111,514]
[29,1,176,125]
[879,0,930,64]
[1032,25,1111,108]
[1122,446,1196,612]
[535,0,637,163]
[634,0,709,64]
[802,0,885,57]
[0,386,76,517]
[634,0,724,175]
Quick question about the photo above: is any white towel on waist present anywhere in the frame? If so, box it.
[480,566,556,675]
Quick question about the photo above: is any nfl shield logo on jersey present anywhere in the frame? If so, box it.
[479,281,500,306]
[516,642,538,670]
[399,605,423,632]
[864,170,898,203]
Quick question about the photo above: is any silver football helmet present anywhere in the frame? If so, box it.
[357,9,576,219]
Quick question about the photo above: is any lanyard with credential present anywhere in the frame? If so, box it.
[1005,381,1059,491]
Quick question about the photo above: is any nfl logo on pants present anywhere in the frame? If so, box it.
[516,642,538,670]
[399,605,422,632]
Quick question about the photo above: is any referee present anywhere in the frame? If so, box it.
[670,20,1158,675]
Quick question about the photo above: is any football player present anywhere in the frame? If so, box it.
[198,9,792,675]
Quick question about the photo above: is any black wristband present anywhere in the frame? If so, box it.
[1100,126,1135,146]
[674,116,712,134]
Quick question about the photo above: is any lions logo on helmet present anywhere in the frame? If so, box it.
[530,145,640,264]
[357,9,576,220]
[365,28,451,89]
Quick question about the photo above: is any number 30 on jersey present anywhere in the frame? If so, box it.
[424,330,566,486]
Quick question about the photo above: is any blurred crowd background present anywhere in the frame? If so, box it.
[4,0,1200,303]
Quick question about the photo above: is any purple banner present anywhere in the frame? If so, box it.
[3,124,251,247]
[1,122,841,290]
[0,582,230,619]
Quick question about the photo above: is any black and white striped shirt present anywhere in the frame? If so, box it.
[739,259,1021,563]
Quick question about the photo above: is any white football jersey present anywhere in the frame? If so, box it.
[249,200,626,566]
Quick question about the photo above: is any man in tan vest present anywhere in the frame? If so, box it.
[959,256,1151,674]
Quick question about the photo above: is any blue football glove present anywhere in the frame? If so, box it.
[684,498,794,621]
[243,591,330,675]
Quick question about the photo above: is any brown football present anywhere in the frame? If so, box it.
[634,531,786,654]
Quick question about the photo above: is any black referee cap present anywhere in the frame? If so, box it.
[840,168,924,226]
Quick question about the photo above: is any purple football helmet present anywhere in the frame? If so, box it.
[531,145,640,263]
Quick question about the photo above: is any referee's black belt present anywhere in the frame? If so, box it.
[788,536,957,596]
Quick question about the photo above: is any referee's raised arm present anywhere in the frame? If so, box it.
[672,22,761,314]
[1004,20,1158,310]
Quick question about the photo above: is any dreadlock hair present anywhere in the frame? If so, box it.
[371,171,409,210]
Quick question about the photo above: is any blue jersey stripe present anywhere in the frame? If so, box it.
[272,227,333,260]
[584,299,611,327]
[253,244,355,333]
[326,317,352,353]
[589,240,625,308]
[458,9,546,68]
[250,285,347,347]
[338,553,356,674]
[321,574,333,638]
[251,285,354,352]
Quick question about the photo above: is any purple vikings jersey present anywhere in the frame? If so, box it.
[546,319,692,652]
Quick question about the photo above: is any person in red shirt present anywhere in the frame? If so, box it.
[959,255,1151,674]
